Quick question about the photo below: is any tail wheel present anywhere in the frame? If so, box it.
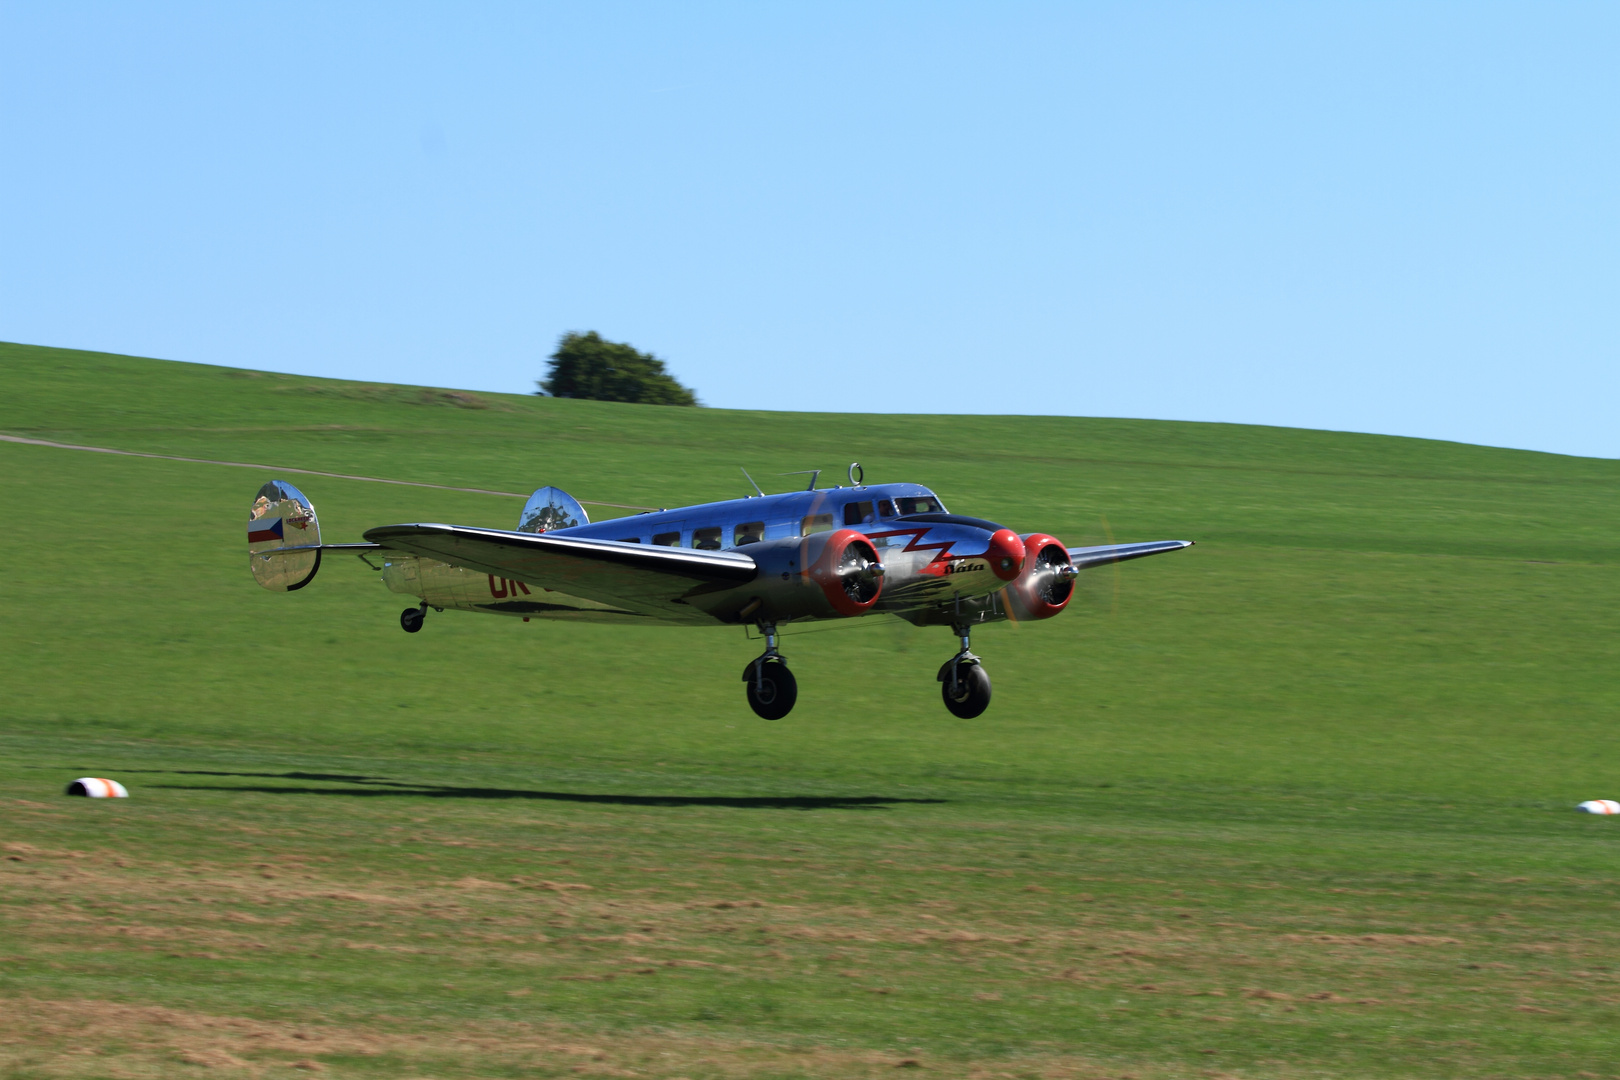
[400,607,425,634]
[743,659,798,720]
[941,661,991,719]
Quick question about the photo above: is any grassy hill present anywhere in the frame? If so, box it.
[2,339,1619,1078]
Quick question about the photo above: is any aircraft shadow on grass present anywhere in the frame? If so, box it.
[129,770,944,811]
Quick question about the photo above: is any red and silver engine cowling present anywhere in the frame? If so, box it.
[1000,533,1077,621]
[807,528,885,616]
[743,528,885,621]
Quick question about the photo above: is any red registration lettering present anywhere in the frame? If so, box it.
[488,576,530,598]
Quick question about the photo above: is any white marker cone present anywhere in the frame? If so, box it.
[65,778,128,798]
[1576,800,1620,815]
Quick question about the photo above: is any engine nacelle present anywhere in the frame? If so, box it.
[737,528,884,622]
[1001,533,1075,621]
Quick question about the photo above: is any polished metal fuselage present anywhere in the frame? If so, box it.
[381,483,1022,628]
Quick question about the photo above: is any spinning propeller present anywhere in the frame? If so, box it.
[835,539,884,604]
[1058,515,1125,618]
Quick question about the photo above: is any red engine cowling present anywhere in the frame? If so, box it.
[1002,533,1075,621]
[806,528,884,616]
[733,529,885,623]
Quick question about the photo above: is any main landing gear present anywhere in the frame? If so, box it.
[742,624,797,720]
[740,621,991,720]
[400,603,428,634]
[938,623,992,719]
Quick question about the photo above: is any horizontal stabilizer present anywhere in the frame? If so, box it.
[256,542,384,555]
[1066,539,1194,570]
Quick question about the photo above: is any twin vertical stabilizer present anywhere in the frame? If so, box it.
[247,480,323,591]
[517,486,589,533]
[247,480,589,593]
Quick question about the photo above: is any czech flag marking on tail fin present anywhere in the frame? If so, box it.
[248,517,285,544]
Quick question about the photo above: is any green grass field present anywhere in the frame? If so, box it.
[2,340,1619,1079]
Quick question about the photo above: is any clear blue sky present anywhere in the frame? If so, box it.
[3,2,1616,457]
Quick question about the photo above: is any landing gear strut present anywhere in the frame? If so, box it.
[742,624,797,720]
[938,622,992,718]
[400,603,427,634]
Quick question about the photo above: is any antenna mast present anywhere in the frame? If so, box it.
[781,469,822,491]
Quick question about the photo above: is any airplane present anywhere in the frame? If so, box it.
[247,463,1192,719]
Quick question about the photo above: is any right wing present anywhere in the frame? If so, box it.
[363,523,757,617]
[1066,539,1194,569]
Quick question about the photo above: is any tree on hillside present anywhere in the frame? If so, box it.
[538,331,698,406]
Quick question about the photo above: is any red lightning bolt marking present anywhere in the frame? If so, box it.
[864,527,962,577]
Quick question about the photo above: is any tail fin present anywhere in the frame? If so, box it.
[518,486,589,533]
[248,480,323,591]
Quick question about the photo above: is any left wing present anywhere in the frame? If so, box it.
[1066,539,1194,569]
[363,523,757,617]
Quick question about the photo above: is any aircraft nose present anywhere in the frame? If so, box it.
[987,528,1026,581]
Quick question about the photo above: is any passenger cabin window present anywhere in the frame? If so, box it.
[801,513,835,536]
[843,501,875,526]
[896,496,944,515]
[692,526,722,550]
[734,521,765,546]
[652,531,681,547]
[878,499,896,518]
[615,536,641,543]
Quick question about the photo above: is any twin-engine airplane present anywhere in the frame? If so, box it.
[248,465,1192,719]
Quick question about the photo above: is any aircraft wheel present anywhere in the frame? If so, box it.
[743,659,797,720]
[941,661,991,718]
[400,607,425,634]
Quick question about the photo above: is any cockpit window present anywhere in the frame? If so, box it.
[801,513,835,536]
[734,521,764,546]
[877,499,896,518]
[896,495,945,515]
[692,526,722,550]
[842,501,875,526]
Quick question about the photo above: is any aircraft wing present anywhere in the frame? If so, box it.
[363,523,758,616]
[1067,539,1194,569]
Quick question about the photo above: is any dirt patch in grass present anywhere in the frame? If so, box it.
[0,996,1204,1080]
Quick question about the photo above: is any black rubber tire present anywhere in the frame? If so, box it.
[941,661,992,718]
[400,607,425,634]
[744,659,798,720]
